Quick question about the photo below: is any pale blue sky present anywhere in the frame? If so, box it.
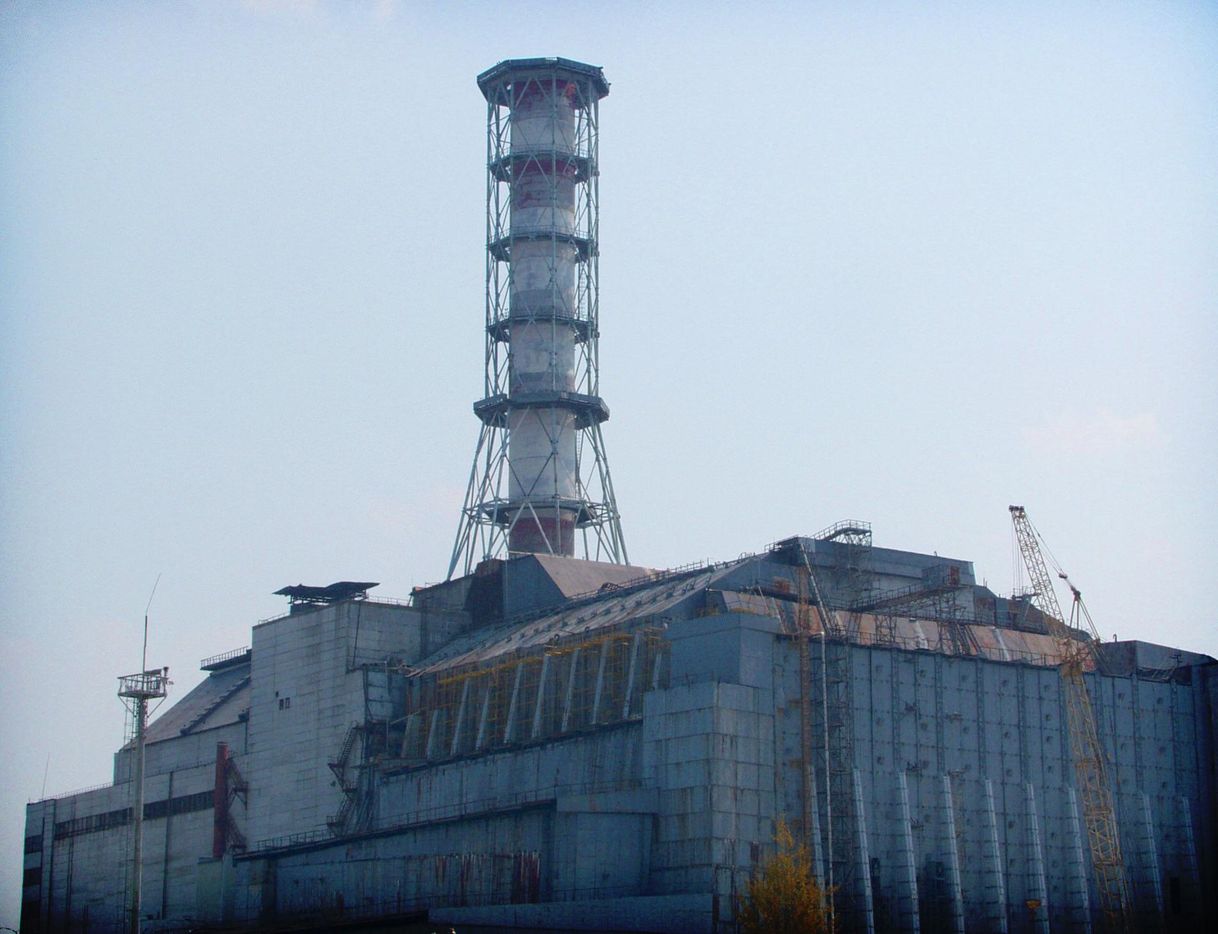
[2,1,1215,924]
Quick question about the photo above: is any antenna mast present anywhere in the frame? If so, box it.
[118,577,169,934]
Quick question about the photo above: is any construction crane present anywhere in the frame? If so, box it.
[1009,505,1132,933]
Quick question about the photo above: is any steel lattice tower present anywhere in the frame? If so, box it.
[449,58,627,578]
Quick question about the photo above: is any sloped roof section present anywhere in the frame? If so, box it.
[144,662,250,744]
[531,554,658,599]
[415,559,743,675]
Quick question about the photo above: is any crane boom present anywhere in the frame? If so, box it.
[1009,505,1066,625]
[1008,506,1132,933]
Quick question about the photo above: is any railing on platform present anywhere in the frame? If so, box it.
[199,646,250,669]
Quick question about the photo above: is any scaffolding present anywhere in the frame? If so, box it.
[764,527,879,931]
[811,525,873,933]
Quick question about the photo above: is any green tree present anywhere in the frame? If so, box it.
[738,820,832,934]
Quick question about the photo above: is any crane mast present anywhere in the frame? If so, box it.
[1009,506,1131,933]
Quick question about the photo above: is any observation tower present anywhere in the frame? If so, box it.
[449,58,627,578]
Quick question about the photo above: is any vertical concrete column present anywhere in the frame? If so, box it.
[939,774,965,934]
[590,644,608,725]
[474,680,494,750]
[853,769,876,934]
[651,645,664,690]
[804,753,825,894]
[425,709,444,759]
[450,680,471,757]
[622,631,643,719]
[559,648,582,733]
[503,663,525,744]
[1064,787,1093,934]
[982,780,1009,934]
[399,711,422,758]
[1178,796,1200,920]
[531,655,552,740]
[1024,782,1050,934]
[1139,794,1165,928]
[895,771,922,933]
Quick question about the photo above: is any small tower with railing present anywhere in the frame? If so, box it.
[117,667,169,934]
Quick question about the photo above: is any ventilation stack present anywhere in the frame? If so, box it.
[449,58,627,578]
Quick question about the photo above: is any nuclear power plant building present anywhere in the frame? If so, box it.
[20,59,1218,934]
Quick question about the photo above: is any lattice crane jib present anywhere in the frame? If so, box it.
[1008,506,1132,933]
[450,59,627,579]
[1009,505,1065,625]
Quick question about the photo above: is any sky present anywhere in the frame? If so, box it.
[1,0,1215,926]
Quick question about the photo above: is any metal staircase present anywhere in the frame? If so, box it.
[327,723,362,835]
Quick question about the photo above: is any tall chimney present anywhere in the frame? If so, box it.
[449,58,627,578]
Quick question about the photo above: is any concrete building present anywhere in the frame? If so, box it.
[20,58,1218,933]
[21,535,1218,932]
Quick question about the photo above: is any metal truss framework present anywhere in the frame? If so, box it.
[450,59,627,579]
[1009,505,1132,934]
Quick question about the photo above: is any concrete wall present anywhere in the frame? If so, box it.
[115,722,248,786]
[644,612,779,901]
[232,725,652,925]
[225,613,782,930]
[20,589,1218,933]
[765,640,1212,933]
[244,600,421,846]
[22,756,227,932]
[215,610,1215,933]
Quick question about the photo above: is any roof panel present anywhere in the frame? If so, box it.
[143,664,251,744]
[414,561,743,675]
[530,554,658,599]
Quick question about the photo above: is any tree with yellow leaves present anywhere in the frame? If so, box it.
[738,819,832,934]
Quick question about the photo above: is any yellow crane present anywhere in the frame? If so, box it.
[1009,505,1132,934]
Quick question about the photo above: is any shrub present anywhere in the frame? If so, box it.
[738,819,832,934]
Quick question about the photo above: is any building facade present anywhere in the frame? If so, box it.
[22,531,1218,932]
